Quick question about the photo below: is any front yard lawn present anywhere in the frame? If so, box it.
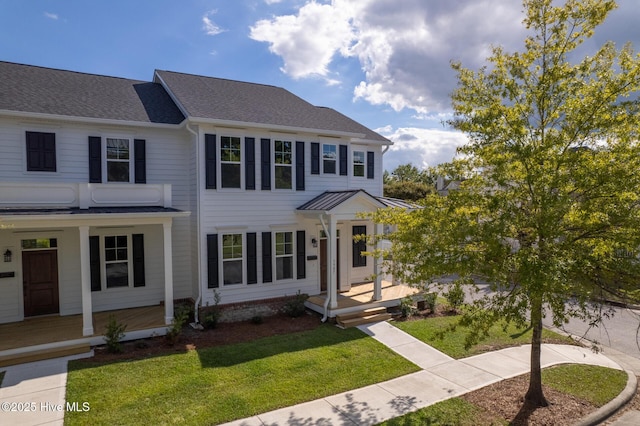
[393,315,575,359]
[65,324,419,425]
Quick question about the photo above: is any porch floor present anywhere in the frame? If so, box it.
[306,281,419,315]
[0,305,165,352]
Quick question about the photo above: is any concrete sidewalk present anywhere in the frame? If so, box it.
[222,321,625,426]
[0,352,92,426]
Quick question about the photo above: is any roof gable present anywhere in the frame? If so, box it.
[0,61,185,124]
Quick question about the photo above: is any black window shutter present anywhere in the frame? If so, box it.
[311,142,320,175]
[339,145,348,176]
[88,136,102,183]
[132,234,146,287]
[26,132,57,172]
[296,230,306,279]
[367,151,375,179]
[205,134,217,189]
[207,234,219,288]
[247,232,257,284]
[42,132,57,171]
[134,139,146,184]
[262,232,272,283]
[245,137,255,190]
[352,225,367,267]
[261,138,271,190]
[89,236,101,291]
[296,141,305,191]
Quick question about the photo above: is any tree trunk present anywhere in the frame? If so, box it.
[524,295,548,407]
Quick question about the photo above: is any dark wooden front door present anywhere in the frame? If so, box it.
[320,238,339,292]
[23,250,59,317]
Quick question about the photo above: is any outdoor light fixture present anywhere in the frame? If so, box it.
[3,249,12,263]
[311,237,318,248]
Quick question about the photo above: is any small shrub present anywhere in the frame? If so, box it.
[104,315,127,353]
[251,315,264,325]
[424,292,437,313]
[282,291,308,317]
[202,290,222,329]
[445,282,465,312]
[399,296,416,318]
[166,304,190,345]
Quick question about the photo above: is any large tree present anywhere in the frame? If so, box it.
[373,0,640,408]
[383,163,434,201]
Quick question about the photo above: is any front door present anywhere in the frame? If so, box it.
[320,238,340,292]
[23,250,60,317]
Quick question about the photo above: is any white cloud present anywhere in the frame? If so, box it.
[249,0,357,81]
[44,12,59,20]
[378,126,469,171]
[202,10,225,36]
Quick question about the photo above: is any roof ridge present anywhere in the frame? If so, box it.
[155,69,285,91]
[1,60,147,84]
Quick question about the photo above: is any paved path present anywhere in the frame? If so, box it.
[0,352,91,426]
[221,321,623,426]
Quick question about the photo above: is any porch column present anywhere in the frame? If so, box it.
[163,221,174,325]
[78,226,94,336]
[373,223,382,301]
[329,215,338,309]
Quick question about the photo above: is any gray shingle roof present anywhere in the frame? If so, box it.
[0,61,185,124]
[155,70,390,143]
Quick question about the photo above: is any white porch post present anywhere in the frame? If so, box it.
[78,226,94,336]
[163,221,174,325]
[329,215,338,309]
[373,223,382,301]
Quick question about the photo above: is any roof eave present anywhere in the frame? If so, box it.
[0,109,186,129]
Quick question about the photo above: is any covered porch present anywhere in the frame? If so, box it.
[0,305,166,367]
[306,280,420,318]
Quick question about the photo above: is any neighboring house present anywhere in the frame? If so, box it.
[0,61,403,350]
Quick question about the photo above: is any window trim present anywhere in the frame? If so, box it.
[322,143,337,174]
[219,135,243,189]
[104,137,134,183]
[352,150,366,178]
[101,234,133,290]
[274,231,295,281]
[220,233,244,285]
[274,139,293,190]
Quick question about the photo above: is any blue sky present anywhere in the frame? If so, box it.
[2,0,639,171]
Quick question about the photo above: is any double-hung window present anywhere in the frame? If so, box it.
[323,144,336,174]
[106,138,131,182]
[274,140,292,189]
[353,150,365,177]
[104,235,129,288]
[275,231,293,280]
[222,234,243,285]
[220,136,242,188]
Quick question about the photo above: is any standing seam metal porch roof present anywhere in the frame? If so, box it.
[297,190,419,212]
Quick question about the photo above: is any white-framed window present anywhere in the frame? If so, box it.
[274,140,292,189]
[323,144,336,174]
[222,233,243,285]
[353,150,365,177]
[275,231,293,280]
[104,235,130,288]
[220,136,242,188]
[106,138,132,182]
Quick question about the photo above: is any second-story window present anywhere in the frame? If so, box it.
[220,136,241,188]
[274,140,292,189]
[106,138,131,182]
[323,144,336,174]
[353,150,365,177]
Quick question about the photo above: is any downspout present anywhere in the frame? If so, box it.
[186,122,202,326]
[382,144,390,155]
[319,214,330,322]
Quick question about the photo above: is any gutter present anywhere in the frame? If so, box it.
[186,122,202,327]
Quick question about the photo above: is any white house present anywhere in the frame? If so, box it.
[0,61,410,360]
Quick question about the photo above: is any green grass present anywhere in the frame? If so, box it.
[393,316,575,359]
[65,324,419,425]
[378,364,625,425]
[543,364,628,406]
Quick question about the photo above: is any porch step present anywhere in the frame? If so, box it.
[0,343,91,368]
[336,307,391,328]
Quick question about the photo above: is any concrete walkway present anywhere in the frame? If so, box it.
[0,352,91,426]
[221,321,624,426]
